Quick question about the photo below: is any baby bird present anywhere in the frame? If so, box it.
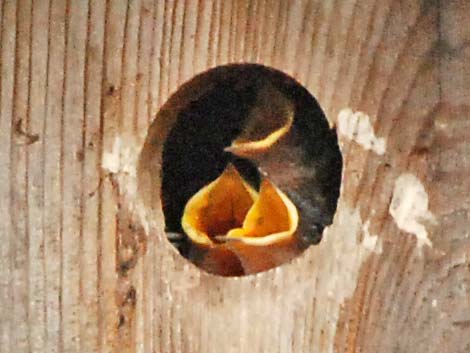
[225,83,342,247]
[177,80,342,275]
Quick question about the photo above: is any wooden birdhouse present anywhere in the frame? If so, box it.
[1,1,469,353]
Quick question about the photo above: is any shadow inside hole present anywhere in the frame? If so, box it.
[150,64,342,273]
[162,81,260,234]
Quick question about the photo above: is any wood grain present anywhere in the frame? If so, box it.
[1,1,469,353]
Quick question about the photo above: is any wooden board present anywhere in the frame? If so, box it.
[0,1,469,352]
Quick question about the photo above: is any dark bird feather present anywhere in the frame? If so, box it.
[225,83,341,247]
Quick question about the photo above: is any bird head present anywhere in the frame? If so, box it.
[224,84,295,161]
[224,83,332,248]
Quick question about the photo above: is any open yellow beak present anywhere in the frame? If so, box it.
[181,164,299,275]
[224,84,295,158]
[181,164,258,246]
[225,179,298,245]
[223,111,293,157]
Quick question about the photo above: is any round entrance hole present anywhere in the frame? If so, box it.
[138,64,342,276]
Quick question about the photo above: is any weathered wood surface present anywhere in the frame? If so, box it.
[1,1,469,353]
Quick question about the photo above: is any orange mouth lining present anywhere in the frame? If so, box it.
[181,164,299,247]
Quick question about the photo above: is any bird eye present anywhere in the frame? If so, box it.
[138,64,343,276]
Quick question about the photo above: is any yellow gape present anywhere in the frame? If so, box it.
[224,113,293,156]
[224,85,295,158]
[181,164,299,275]
[225,179,298,245]
[181,164,258,245]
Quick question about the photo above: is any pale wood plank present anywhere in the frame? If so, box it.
[0,2,17,352]
[148,0,165,114]
[61,2,89,352]
[1,1,469,353]
[80,0,106,352]
[133,2,156,352]
[120,0,141,137]
[28,1,50,352]
[42,1,66,352]
[10,1,32,351]
[99,0,128,350]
